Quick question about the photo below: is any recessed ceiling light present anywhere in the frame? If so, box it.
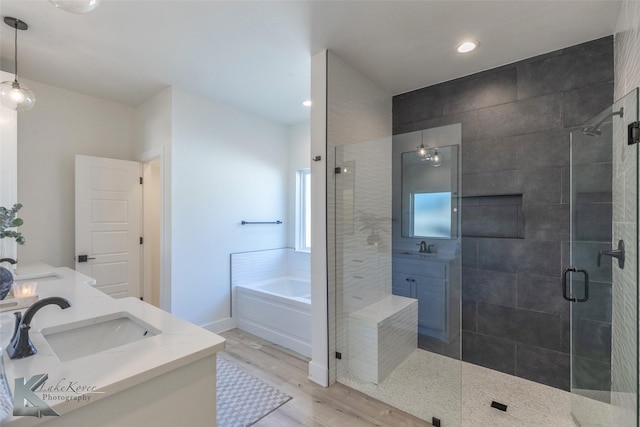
[457,41,478,54]
[302,99,312,107]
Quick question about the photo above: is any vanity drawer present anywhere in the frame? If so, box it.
[393,258,446,279]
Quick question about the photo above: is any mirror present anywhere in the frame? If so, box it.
[401,145,459,239]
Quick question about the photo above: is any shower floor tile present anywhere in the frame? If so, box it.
[338,349,612,427]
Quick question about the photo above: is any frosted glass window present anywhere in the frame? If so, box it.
[412,192,451,238]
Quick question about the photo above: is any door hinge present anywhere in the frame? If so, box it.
[629,121,640,145]
[335,351,342,360]
[140,237,143,244]
[139,177,143,184]
[334,167,342,174]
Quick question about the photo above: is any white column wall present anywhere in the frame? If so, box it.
[308,49,391,387]
[309,50,329,386]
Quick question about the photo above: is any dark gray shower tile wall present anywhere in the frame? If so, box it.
[392,36,614,391]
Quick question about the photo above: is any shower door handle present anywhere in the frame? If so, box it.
[562,267,589,302]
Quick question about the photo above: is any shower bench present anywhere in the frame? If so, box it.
[347,294,418,384]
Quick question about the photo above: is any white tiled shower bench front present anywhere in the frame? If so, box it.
[347,295,418,384]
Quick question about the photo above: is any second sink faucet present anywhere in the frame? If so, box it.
[417,241,436,253]
[7,297,72,360]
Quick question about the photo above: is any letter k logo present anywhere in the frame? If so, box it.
[13,374,59,417]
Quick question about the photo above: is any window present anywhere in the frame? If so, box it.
[296,169,311,251]
[411,191,451,238]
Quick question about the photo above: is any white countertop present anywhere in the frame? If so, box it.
[1,267,225,426]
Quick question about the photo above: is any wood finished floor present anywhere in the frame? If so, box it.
[219,329,433,427]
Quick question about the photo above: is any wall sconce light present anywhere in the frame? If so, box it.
[0,17,35,112]
[49,0,101,14]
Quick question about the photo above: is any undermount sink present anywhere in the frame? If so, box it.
[41,312,160,362]
[397,251,439,258]
[14,272,64,284]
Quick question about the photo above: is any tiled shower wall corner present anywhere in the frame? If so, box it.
[230,248,310,286]
[335,138,393,381]
[393,37,614,391]
[613,1,640,424]
[614,0,640,98]
[325,50,393,384]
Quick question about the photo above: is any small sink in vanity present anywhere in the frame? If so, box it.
[394,251,455,261]
[14,272,64,284]
[42,312,160,362]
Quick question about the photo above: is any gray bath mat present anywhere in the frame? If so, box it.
[217,356,292,426]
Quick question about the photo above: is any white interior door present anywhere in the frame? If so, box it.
[75,155,142,298]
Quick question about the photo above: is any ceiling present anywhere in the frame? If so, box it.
[0,1,622,125]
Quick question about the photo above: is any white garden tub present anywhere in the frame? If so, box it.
[236,277,311,357]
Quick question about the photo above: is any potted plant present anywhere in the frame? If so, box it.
[0,203,25,300]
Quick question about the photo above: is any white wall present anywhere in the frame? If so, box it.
[308,50,392,387]
[17,79,136,268]
[135,87,172,156]
[135,88,173,311]
[170,87,288,330]
[309,50,329,386]
[287,122,310,247]
[325,51,392,385]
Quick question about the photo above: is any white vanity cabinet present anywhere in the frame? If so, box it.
[392,256,454,342]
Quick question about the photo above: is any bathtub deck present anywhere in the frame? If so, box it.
[219,328,432,427]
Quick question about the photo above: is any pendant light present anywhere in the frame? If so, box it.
[49,0,101,14]
[0,17,35,112]
[414,132,443,166]
[431,148,442,167]
[416,133,429,158]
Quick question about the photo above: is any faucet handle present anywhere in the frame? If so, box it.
[9,312,21,344]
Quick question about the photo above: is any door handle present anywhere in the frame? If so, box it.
[597,239,625,269]
[562,267,589,302]
[77,255,96,263]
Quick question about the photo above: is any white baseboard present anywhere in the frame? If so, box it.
[308,360,329,387]
[201,317,236,334]
[237,319,311,358]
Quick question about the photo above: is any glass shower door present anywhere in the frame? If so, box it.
[569,88,639,426]
[333,134,462,426]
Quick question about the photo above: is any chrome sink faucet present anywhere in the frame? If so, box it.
[417,241,428,253]
[7,297,71,359]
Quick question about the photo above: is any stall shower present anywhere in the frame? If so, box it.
[330,36,639,426]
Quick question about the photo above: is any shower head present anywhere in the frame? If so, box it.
[582,107,624,137]
[582,127,602,137]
